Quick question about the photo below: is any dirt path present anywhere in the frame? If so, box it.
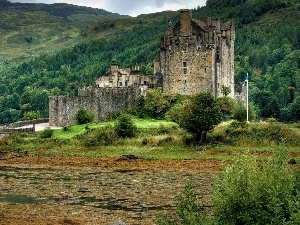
[0,155,226,225]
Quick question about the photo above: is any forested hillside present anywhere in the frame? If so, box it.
[0,0,299,124]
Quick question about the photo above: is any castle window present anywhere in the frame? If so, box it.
[183,61,188,75]
[119,82,122,87]
[125,81,128,86]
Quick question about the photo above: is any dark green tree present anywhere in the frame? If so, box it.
[114,114,137,138]
[178,92,222,143]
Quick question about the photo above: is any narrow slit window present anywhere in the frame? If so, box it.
[183,61,188,75]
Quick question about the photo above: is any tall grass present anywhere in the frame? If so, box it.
[208,120,300,147]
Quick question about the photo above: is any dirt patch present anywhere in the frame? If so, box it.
[0,155,225,225]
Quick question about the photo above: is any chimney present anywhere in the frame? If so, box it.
[180,9,192,36]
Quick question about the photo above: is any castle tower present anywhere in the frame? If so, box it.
[180,9,192,36]
[155,9,235,98]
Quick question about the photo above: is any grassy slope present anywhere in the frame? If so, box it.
[0,11,79,62]
[0,0,127,65]
[2,119,299,161]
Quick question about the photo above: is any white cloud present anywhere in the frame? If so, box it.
[9,0,206,16]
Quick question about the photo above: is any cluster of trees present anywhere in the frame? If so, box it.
[0,0,299,124]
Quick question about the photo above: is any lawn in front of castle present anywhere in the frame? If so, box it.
[2,118,300,162]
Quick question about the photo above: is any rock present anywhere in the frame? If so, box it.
[288,158,297,165]
[106,220,126,225]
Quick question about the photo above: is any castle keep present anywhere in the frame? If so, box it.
[154,9,235,98]
[49,9,235,127]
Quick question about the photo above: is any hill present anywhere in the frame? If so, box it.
[0,0,299,124]
[0,0,127,64]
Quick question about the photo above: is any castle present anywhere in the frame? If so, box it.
[49,9,235,127]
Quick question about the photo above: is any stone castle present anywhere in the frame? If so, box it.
[49,9,235,127]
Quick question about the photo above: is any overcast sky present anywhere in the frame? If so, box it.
[9,0,206,16]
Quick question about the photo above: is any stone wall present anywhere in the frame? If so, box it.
[4,118,49,128]
[49,85,141,127]
[0,127,35,134]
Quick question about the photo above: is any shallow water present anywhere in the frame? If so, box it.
[0,165,212,222]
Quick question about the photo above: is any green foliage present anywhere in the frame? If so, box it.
[217,97,235,118]
[178,92,222,143]
[78,125,118,147]
[212,147,300,225]
[23,111,41,120]
[280,96,300,122]
[144,88,171,119]
[221,85,231,97]
[39,127,54,139]
[76,109,94,124]
[231,100,256,122]
[114,114,137,138]
[223,121,300,146]
[156,180,211,225]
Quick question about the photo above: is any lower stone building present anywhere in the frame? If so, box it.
[49,85,142,127]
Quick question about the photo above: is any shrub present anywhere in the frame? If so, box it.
[114,114,137,138]
[76,108,94,124]
[223,122,300,146]
[78,126,118,146]
[232,100,256,122]
[39,127,54,139]
[156,180,212,225]
[212,147,300,225]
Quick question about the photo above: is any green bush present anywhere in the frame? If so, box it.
[114,114,137,138]
[39,127,54,139]
[232,100,256,122]
[78,126,118,146]
[156,180,212,225]
[223,122,300,146]
[76,108,94,124]
[212,148,300,225]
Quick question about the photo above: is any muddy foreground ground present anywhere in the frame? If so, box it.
[0,154,226,225]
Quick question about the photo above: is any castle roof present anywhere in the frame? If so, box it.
[192,19,207,31]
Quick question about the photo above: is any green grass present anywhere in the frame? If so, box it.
[2,119,300,161]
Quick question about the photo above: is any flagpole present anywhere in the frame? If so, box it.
[246,73,249,123]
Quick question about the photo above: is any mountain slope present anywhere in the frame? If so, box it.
[0,0,127,65]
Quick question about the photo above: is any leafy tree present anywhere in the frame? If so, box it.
[144,88,170,119]
[114,114,137,138]
[254,90,280,118]
[280,96,300,122]
[76,108,94,124]
[178,92,222,143]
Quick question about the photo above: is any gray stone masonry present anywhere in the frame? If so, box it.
[49,85,141,127]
